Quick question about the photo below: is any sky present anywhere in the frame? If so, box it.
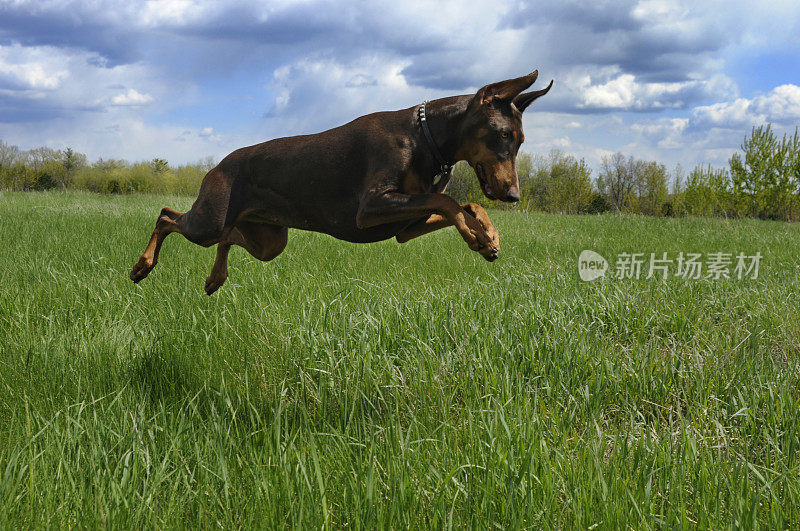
[1,0,799,172]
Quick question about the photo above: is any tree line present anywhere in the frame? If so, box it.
[2,124,799,221]
[450,125,800,221]
[0,142,213,196]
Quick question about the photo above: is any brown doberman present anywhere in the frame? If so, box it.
[130,70,553,294]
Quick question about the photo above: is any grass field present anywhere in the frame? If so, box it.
[1,190,800,528]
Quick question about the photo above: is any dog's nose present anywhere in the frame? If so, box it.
[506,187,521,202]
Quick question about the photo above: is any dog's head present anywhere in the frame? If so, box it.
[456,71,553,202]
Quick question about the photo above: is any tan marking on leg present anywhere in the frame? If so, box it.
[396,214,450,243]
[448,206,498,260]
[130,208,182,283]
[204,243,231,295]
[464,203,500,252]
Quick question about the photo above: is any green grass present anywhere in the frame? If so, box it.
[1,190,800,528]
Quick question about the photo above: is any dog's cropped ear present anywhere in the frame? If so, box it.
[512,79,554,112]
[474,70,539,106]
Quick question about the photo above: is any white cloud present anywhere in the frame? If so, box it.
[111,89,154,106]
[0,44,68,91]
[577,71,737,112]
[141,0,196,26]
[691,99,756,129]
[626,84,800,169]
[631,118,689,149]
[594,148,616,161]
[539,136,572,150]
[692,84,800,129]
[0,43,163,114]
[750,85,800,121]
[630,0,683,21]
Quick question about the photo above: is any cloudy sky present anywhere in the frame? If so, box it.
[1,0,799,171]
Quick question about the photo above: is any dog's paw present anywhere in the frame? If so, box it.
[474,225,500,262]
[479,245,499,262]
[130,256,155,283]
[204,271,227,295]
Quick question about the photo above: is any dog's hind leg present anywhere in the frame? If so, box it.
[131,168,232,284]
[204,242,232,295]
[203,221,288,295]
[130,207,184,283]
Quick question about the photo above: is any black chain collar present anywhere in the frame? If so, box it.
[417,101,452,185]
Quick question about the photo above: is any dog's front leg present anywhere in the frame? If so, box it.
[396,203,500,253]
[394,214,451,243]
[462,203,500,253]
[356,192,499,261]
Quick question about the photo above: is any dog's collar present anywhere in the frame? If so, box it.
[417,101,452,185]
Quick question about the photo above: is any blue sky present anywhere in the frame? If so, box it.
[1,0,799,171]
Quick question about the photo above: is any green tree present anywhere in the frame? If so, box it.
[0,140,21,167]
[0,163,34,190]
[23,146,61,171]
[782,127,800,220]
[58,148,87,189]
[683,165,732,217]
[637,161,668,216]
[665,164,685,216]
[729,124,794,220]
[596,152,640,212]
[62,148,87,172]
[538,150,593,214]
[150,158,170,174]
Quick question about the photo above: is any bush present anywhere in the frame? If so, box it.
[523,150,593,213]
[1,145,214,196]
[587,192,610,214]
[32,161,67,190]
[69,158,211,195]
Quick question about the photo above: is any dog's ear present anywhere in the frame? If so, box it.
[512,79,554,113]
[474,70,539,106]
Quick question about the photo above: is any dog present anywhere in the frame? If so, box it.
[130,70,553,294]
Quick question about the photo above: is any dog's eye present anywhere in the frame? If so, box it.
[501,131,510,139]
